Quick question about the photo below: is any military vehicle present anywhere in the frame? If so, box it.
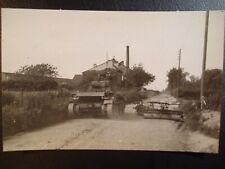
[68,79,113,117]
[68,91,112,117]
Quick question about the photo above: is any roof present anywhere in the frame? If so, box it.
[76,92,105,97]
[83,58,123,73]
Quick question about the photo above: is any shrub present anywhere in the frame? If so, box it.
[178,89,200,99]
[2,91,69,137]
[2,77,58,91]
[181,101,220,138]
[206,92,221,110]
[116,89,147,104]
[168,69,222,110]
[2,105,28,135]
[2,92,15,106]
[181,100,202,131]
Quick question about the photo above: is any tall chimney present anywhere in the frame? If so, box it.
[126,45,129,68]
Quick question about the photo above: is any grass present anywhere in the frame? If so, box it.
[180,100,220,139]
[2,90,70,137]
[199,110,220,138]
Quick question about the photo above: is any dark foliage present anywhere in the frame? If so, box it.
[125,64,155,88]
[117,89,148,104]
[2,78,58,91]
[16,63,58,77]
[167,68,222,110]
[167,67,189,90]
[2,91,69,137]
[2,92,15,106]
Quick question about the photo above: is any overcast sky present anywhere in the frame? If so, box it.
[2,9,224,90]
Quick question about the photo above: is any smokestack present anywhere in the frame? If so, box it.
[126,45,129,68]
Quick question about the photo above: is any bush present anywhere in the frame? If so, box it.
[117,89,147,104]
[181,100,201,131]
[168,69,222,110]
[181,101,220,138]
[2,105,28,135]
[2,77,58,91]
[178,89,200,99]
[2,91,69,137]
[206,92,221,110]
[2,92,15,106]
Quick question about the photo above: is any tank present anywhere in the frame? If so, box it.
[68,79,113,117]
[68,91,110,117]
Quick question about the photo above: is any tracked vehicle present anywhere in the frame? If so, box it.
[68,91,112,117]
[68,80,113,117]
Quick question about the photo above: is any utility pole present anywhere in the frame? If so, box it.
[178,48,181,70]
[200,11,209,109]
[177,48,181,97]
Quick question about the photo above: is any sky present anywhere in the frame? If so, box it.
[2,9,224,90]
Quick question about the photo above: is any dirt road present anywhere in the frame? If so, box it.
[3,94,219,153]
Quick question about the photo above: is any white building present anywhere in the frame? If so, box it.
[84,58,127,75]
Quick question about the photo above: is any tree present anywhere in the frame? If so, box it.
[203,69,222,109]
[189,75,199,83]
[204,69,222,92]
[167,67,189,89]
[16,63,58,77]
[167,67,222,109]
[7,63,60,91]
[183,75,200,91]
[126,64,155,88]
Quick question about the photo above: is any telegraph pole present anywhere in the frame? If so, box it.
[200,11,209,109]
[178,48,181,70]
[177,48,181,97]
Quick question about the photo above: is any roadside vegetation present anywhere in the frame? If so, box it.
[167,68,222,110]
[2,91,70,137]
[180,100,220,139]
[2,64,70,137]
[167,67,222,138]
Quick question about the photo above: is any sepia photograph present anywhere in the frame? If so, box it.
[1,8,224,153]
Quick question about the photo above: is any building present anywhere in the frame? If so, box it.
[82,45,130,76]
[1,72,25,81]
[83,58,127,75]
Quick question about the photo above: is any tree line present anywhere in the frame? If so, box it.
[3,64,59,91]
[167,67,222,109]
[3,63,156,92]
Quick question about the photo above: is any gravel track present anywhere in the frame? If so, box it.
[3,94,219,153]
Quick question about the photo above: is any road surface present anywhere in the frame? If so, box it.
[3,94,219,153]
